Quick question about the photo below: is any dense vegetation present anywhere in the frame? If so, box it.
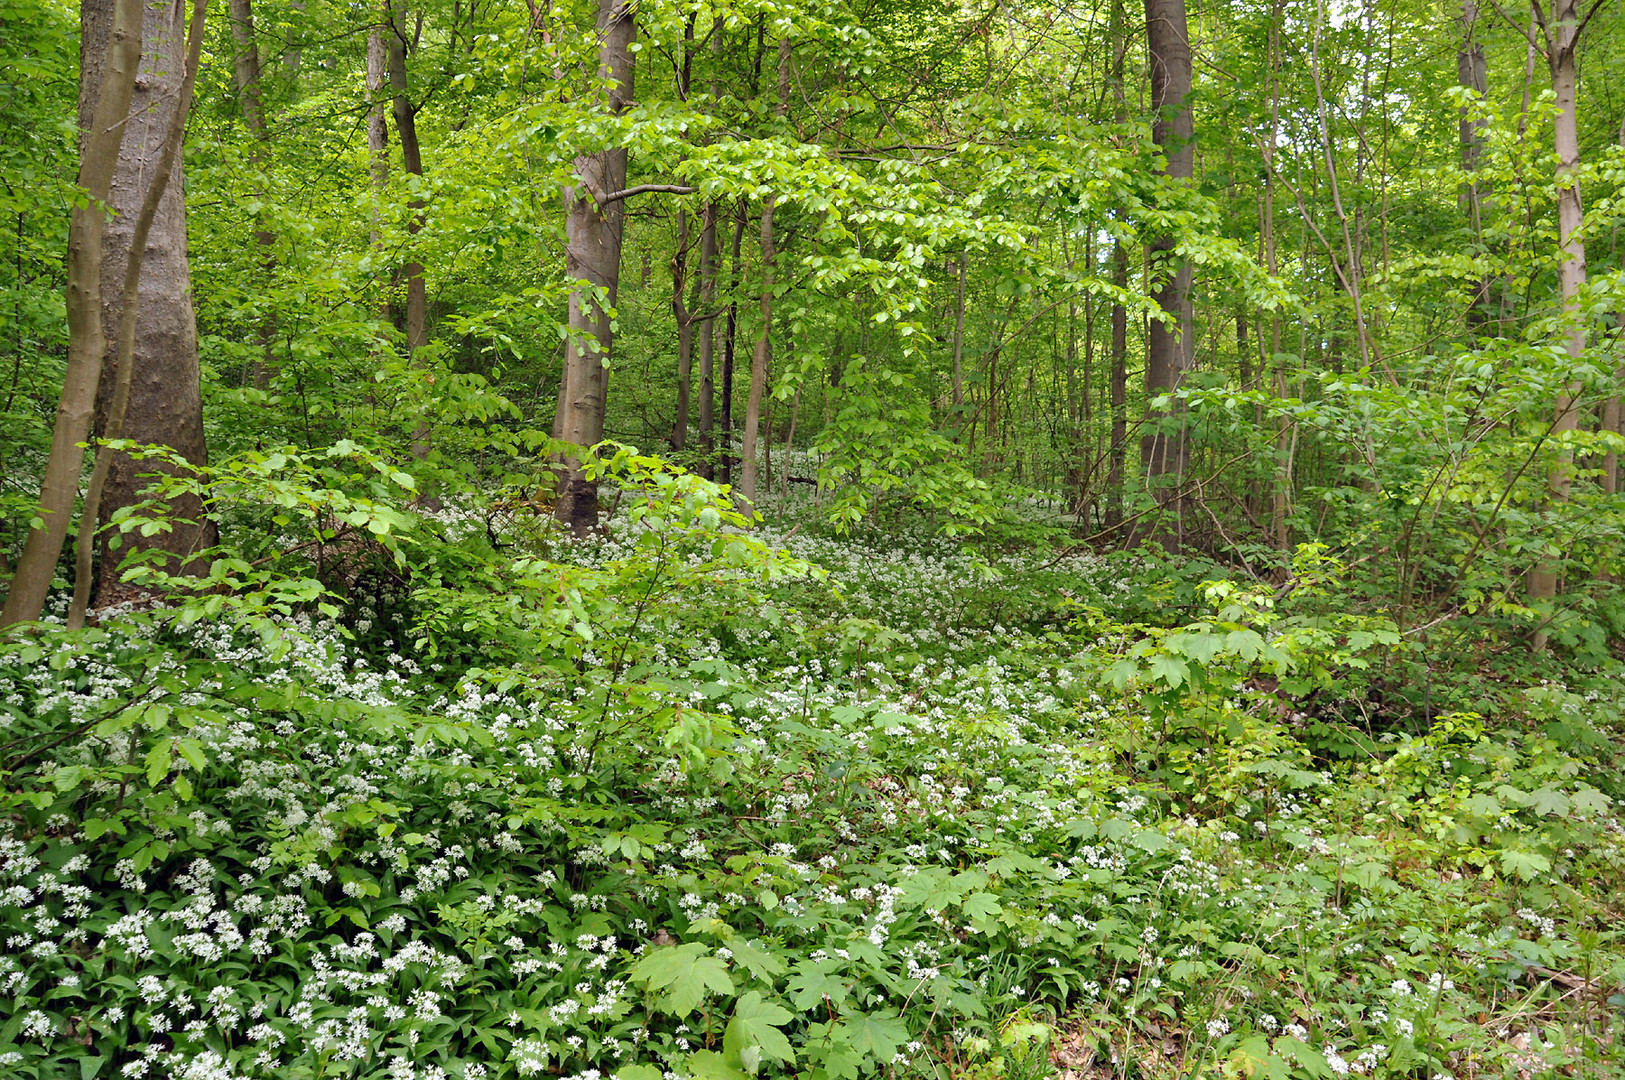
[2,0,1625,1077]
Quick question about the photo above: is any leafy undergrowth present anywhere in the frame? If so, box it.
[2,482,1623,1080]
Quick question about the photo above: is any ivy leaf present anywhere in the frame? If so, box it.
[630,942,734,1016]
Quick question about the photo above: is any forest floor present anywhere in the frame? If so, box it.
[2,498,1623,1080]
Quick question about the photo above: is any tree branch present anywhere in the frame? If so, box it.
[597,183,698,205]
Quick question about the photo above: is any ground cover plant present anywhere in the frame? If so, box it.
[1,468,1622,1080]
[7,0,1625,1076]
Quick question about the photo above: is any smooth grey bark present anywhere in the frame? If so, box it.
[385,0,427,361]
[0,0,143,627]
[1526,0,1588,639]
[367,25,389,253]
[1142,0,1194,502]
[69,0,207,629]
[89,0,215,606]
[696,200,719,477]
[554,0,635,535]
[228,0,265,134]
[670,208,693,450]
[739,36,791,508]
[952,252,966,421]
[720,201,745,486]
[228,0,278,390]
[1106,234,1128,530]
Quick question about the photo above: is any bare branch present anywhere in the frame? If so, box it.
[597,183,698,205]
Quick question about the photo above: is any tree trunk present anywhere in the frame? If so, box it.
[670,208,693,450]
[1604,119,1623,498]
[69,0,208,627]
[1458,0,1491,328]
[385,0,430,467]
[1106,235,1128,531]
[952,251,966,424]
[229,0,265,134]
[554,0,635,535]
[88,0,215,606]
[0,0,143,626]
[720,200,745,486]
[1142,0,1194,509]
[1527,0,1586,645]
[367,24,389,255]
[1265,0,1291,553]
[696,200,718,478]
[229,0,279,390]
[739,37,790,509]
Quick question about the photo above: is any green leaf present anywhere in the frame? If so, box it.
[615,1068,664,1080]
[787,957,848,1011]
[729,937,788,984]
[687,1050,749,1080]
[723,991,797,1072]
[832,1008,909,1064]
[963,892,1003,923]
[1499,847,1552,881]
[144,741,171,787]
[1529,785,1570,817]
[629,941,734,1016]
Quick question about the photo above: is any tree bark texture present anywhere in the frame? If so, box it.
[696,201,719,477]
[720,201,745,486]
[386,0,426,359]
[670,208,692,450]
[1142,0,1194,497]
[71,0,207,628]
[367,25,389,253]
[739,36,790,509]
[1526,0,1586,638]
[90,0,215,604]
[1457,0,1491,326]
[0,0,143,626]
[228,0,278,390]
[554,0,635,535]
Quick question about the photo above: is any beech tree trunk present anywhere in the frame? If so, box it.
[1527,0,1586,644]
[554,0,635,535]
[952,252,967,420]
[670,208,693,450]
[1604,119,1623,498]
[1106,235,1128,530]
[1142,0,1194,508]
[0,0,143,626]
[1265,0,1291,553]
[228,0,279,390]
[367,24,389,256]
[739,37,791,509]
[720,201,745,486]
[696,201,719,478]
[1458,0,1491,327]
[90,0,215,604]
[385,0,427,359]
